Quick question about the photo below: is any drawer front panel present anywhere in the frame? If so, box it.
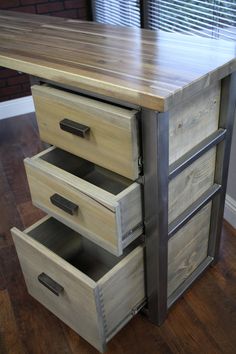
[24,147,142,256]
[11,223,105,352]
[24,148,142,256]
[26,163,120,254]
[169,147,216,223]
[169,82,220,164]
[31,85,140,180]
[168,203,212,296]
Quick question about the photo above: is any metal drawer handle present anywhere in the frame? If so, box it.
[59,118,90,138]
[38,273,64,296]
[50,193,78,215]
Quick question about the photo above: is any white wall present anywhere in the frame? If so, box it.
[225,118,236,228]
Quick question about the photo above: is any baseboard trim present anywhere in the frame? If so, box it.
[0,96,35,120]
[224,194,236,230]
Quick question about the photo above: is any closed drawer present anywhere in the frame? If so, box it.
[11,217,145,352]
[24,147,143,256]
[31,84,140,180]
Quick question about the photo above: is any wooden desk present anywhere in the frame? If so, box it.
[1,10,236,352]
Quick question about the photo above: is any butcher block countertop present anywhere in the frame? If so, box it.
[0,10,236,111]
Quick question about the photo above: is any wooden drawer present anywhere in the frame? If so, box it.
[31,84,140,180]
[11,217,145,352]
[24,147,143,256]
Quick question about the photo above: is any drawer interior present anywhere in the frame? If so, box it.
[27,217,136,281]
[40,148,132,195]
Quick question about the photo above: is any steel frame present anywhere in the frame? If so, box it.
[142,73,236,325]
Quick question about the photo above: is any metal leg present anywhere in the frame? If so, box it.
[208,73,236,262]
[141,109,169,325]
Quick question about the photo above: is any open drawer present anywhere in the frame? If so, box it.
[24,147,143,256]
[11,217,145,352]
[31,84,140,180]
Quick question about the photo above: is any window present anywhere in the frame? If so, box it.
[92,0,236,41]
[92,0,141,27]
[148,0,236,40]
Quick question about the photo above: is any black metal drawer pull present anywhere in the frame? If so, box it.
[59,118,90,138]
[50,193,78,215]
[38,273,64,296]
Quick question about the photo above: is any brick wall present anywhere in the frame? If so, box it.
[0,0,90,102]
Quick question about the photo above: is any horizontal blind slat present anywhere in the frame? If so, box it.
[149,3,236,21]
[94,0,140,27]
[149,0,236,14]
[149,7,235,29]
[148,0,236,40]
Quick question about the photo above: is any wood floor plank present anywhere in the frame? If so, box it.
[0,267,6,291]
[0,114,45,248]
[109,316,174,354]
[0,158,22,249]
[17,201,46,229]
[185,274,236,353]
[62,325,99,354]
[0,289,26,354]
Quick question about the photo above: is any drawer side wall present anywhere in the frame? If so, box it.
[98,246,145,338]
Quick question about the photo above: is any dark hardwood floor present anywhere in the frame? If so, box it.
[0,113,236,354]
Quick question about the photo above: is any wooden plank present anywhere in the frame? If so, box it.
[11,226,106,353]
[31,85,139,179]
[169,147,216,223]
[98,246,145,338]
[0,289,26,354]
[0,11,235,110]
[169,82,220,164]
[168,203,212,296]
[115,182,142,239]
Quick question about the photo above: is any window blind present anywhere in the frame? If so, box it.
[92,0,141,27]
[148,0,236,40]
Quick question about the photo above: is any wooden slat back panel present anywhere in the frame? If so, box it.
[169,82,220,164]
[169,147,216,223]
[168,203,212,296]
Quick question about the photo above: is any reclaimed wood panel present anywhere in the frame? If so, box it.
[169,82,220,164]
[0,289,25,354]
[169,147,216,223]
[0,11,235,110]
[168,203,212,296]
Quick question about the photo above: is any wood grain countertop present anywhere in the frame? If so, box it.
[0,10,236,111]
